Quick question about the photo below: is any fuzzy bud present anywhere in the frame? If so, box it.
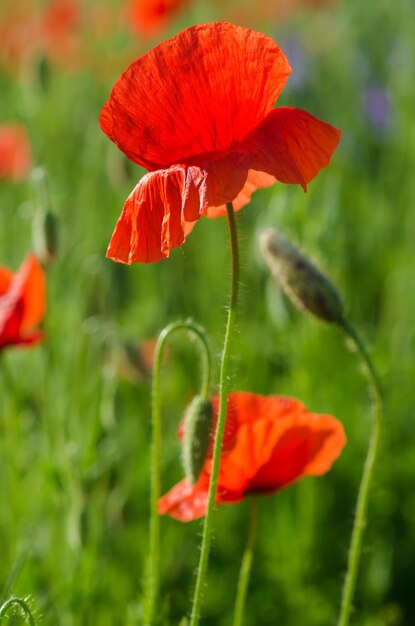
[182,396,213,484]
[31,168,58,266]
[259,228,344,324]
[32,209,59,266]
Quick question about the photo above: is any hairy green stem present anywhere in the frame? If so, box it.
[0,597,36,625]
[145,320,212,626]
[190,202,240,626]
[337,318,383,626]
[233,499,258,626]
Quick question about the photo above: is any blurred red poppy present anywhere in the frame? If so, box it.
[39,0,81,66]
[126,0,187,37]
[0,254,45,349]
[100,22,341,264]
[0,123,32,181]
[158,392,346,521]
[0,0,81,73]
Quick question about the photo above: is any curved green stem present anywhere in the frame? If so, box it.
[145,320,212,626]
[233,499,258,626]
[337,318,383,626]
[0,597,36,625]
[190,202,240,626]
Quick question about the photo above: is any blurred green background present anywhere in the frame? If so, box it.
[0,0,414,624]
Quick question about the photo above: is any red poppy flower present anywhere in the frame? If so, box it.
[126,0,187,37]
[158,392,346,521]
[0,254,46,349]
[0,123,32,181]
[39,0,81,66]
[100,22,341,264]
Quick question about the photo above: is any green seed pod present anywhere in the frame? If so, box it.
[182,396,213,484]
[259,228,344,325]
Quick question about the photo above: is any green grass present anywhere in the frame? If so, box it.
[1,0,414,624]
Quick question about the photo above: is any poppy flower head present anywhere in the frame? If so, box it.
[0,254,46,349]
[159,391,346,521]
[100,22,341,264]
[0,123,32,181]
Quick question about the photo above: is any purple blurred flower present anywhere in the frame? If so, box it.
[281,35,307,92]
[363,82,393,137]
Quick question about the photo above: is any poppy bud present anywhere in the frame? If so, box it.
[33,209,59,266]
[182,396,213,484]
[259,228,344,324]
[31,167,59,266]
[36,54,51,92]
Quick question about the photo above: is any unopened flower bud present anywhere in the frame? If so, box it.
[182,396,213,484]
[31,168,58,266]
[259,228,344,324]
[36,54,50,92]
[33,209,59,266]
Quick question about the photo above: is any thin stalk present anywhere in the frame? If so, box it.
[145,320,212,626]
[190,202,240,626]
[0,597,36,625]
[337,318,383,626]
[233,499,258,626]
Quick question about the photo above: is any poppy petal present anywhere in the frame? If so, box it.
[158,478,209,522]
[0,123,32,181]
[204,169,275,219]
[19,254,46,330]
[222,392,305,427]
[99,22,291,170]
[201,151,250,210]
[0,266,13,295]
[245,106,341,191]
[0,255,45,349]
[212,393,344,499]
[246,412,346,493]
[106,165,209,264]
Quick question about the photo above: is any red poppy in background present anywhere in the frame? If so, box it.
[0,123,32,181]
[126,0,187,37]
[0,0,81,73]
[100,22,341,264]
[0,254,46,349]
[40,0,81,66]
[158,392,346,522]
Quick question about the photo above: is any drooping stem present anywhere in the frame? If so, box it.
[145,320,212,626]
[233,499,258,626]
[337,318,383,626]
[0,597,36,625]
[190,202,240,626]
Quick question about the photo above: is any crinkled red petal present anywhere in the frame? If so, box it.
[106,155,249,264]
[244,106,341,191]
[106,165,206,264]
[99,22,291,170]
